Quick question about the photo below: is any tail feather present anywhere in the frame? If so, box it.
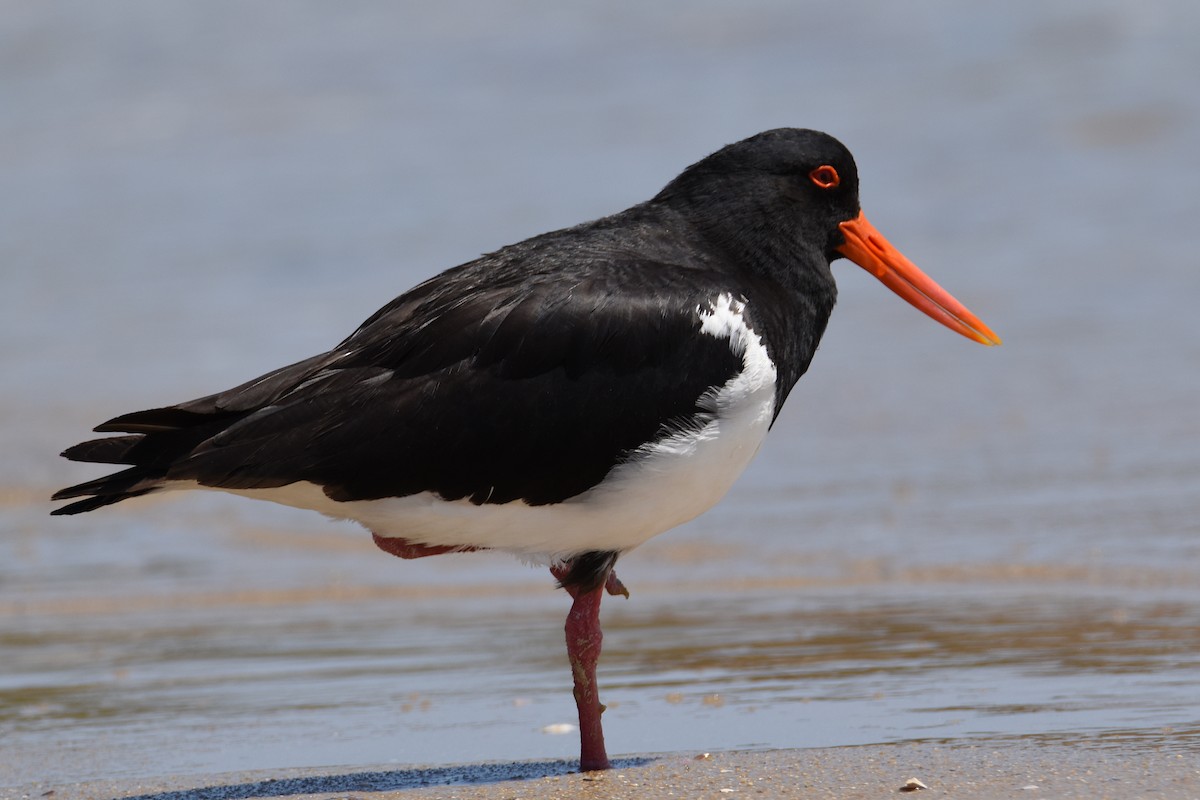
[95,407,227,434]
[50,489,155,516]
[54,351,332,515]
[54,405,237,515]
[50,465,164,515]
[51,465,159,501]
[61,435,145,465]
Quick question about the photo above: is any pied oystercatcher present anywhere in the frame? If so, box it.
[53,128,1000,771]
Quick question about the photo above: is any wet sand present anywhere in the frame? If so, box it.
[13,744,1199,800]
[4,530,1199,794]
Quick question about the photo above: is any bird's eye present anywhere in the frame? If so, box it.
[809,165,840,189]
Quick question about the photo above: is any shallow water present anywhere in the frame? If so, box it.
[3,0,1199,791]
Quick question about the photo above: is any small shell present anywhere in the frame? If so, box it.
[899,777,928,792]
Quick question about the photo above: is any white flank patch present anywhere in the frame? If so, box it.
[200,294,777,562]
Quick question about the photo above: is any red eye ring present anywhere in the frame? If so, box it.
[809,165,840,189]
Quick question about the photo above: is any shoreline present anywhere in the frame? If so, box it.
[13,742,1199,800]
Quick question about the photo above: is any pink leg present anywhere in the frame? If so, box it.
[376,536,619,771]
[550,565,614,771]
[372,533,479,559]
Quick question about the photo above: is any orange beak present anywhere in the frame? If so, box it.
[836,212,1001,346]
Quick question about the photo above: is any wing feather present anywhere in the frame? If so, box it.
[167,267,745,505]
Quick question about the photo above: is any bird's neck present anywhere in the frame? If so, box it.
[637,199,840,413]
[750,269,837,420]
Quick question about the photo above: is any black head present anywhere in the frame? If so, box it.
[654,128,862,270]
[655,128,1002,346]
[653,129,1002,346]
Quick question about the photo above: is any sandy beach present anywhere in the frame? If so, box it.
[13,744,1199,800]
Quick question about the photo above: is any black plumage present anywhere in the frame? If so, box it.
[54,129,852,521]
[52,128,999,771]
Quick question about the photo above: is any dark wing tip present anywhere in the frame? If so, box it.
[95,407,210,433]
[50,465,158,510]
[60,435,144,464]
[50,490,153,515]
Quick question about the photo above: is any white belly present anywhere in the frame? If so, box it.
[220,294,777,562]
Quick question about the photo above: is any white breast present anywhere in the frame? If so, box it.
[222,294,778,562]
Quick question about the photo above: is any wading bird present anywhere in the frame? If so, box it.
[54,128,999,771]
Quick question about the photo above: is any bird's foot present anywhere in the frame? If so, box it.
[604,571,630,598]
[372,533,480,560]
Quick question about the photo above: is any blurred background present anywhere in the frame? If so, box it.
[2,0,1198,790]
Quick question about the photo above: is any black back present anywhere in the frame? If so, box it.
[53,129,859,522]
